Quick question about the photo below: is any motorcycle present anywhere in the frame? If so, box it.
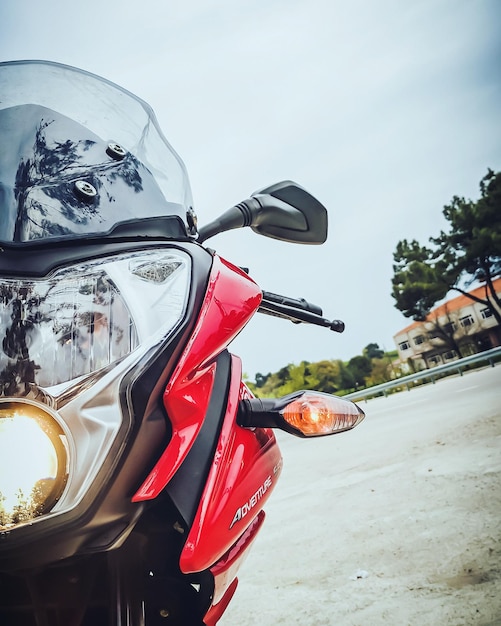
[0,59,365,625]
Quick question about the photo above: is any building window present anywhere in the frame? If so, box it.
[413,334,425,345]
[444,322,457,334]
[443,350,457,361]
[459,314,474,328]
[481,307,493,319]
[462,343,476,356]
[399,341,410,351]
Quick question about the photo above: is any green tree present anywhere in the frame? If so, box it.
[338,361,356,391]
[363,343,384,360]
[276,366,290,385]
[250,358,361,397]
[254,372,271,388]
[275,362,312,396]
[347,355,372,388]
[308,360,340,394]
[391,239,450,320]
[366,357,392,385]
[392,169,501,324]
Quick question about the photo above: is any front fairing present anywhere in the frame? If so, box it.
[0,240,213,570]
[0,60,196,245]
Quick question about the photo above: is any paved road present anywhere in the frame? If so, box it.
[220,366,501,625]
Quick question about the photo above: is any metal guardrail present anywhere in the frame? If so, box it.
[343,346,501,403]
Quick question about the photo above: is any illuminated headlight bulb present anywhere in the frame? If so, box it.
[0,402,69,529]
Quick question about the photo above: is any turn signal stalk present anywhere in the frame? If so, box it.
[238,391,365,438]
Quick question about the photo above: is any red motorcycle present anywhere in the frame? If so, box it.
[0,60,365,625]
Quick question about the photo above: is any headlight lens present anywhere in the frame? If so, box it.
[0,249,190,391]
[0,401,69,529]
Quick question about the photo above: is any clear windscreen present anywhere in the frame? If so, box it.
[0,60,194,244]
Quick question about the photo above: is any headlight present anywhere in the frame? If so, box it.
[0,401,69,529]
[0,249,190,391]
[0,248,191,529]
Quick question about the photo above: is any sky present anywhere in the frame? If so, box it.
[1,0,500,379]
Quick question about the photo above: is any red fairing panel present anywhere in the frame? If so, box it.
[180,355,283,574]
[203,511,265,626]
[133,255,263,502]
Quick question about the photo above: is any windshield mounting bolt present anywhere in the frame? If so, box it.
[74,180,98,201]
[106,142,127,160]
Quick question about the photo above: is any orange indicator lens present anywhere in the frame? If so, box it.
[281,392,364,436]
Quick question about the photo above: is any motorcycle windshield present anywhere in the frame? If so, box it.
[0,60,194,245]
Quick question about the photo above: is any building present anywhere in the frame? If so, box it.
[393,278,501,371]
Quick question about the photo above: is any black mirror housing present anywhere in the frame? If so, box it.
[250,181,327,244]
[197,181,328,244]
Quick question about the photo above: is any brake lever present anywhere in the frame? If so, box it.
[258,293,345,332]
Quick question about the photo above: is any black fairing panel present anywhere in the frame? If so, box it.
[165,350,232,526]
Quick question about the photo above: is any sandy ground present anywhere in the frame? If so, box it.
[219,366,501,626]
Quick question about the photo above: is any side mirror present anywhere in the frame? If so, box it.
[197,181,328,244]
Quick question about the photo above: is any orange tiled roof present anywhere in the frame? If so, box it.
[394,277,501,337]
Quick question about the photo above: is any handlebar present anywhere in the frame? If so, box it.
[259,291,345,332]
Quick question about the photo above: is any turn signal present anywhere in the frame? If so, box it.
[281,392,364,436]
[238,391,365,438]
